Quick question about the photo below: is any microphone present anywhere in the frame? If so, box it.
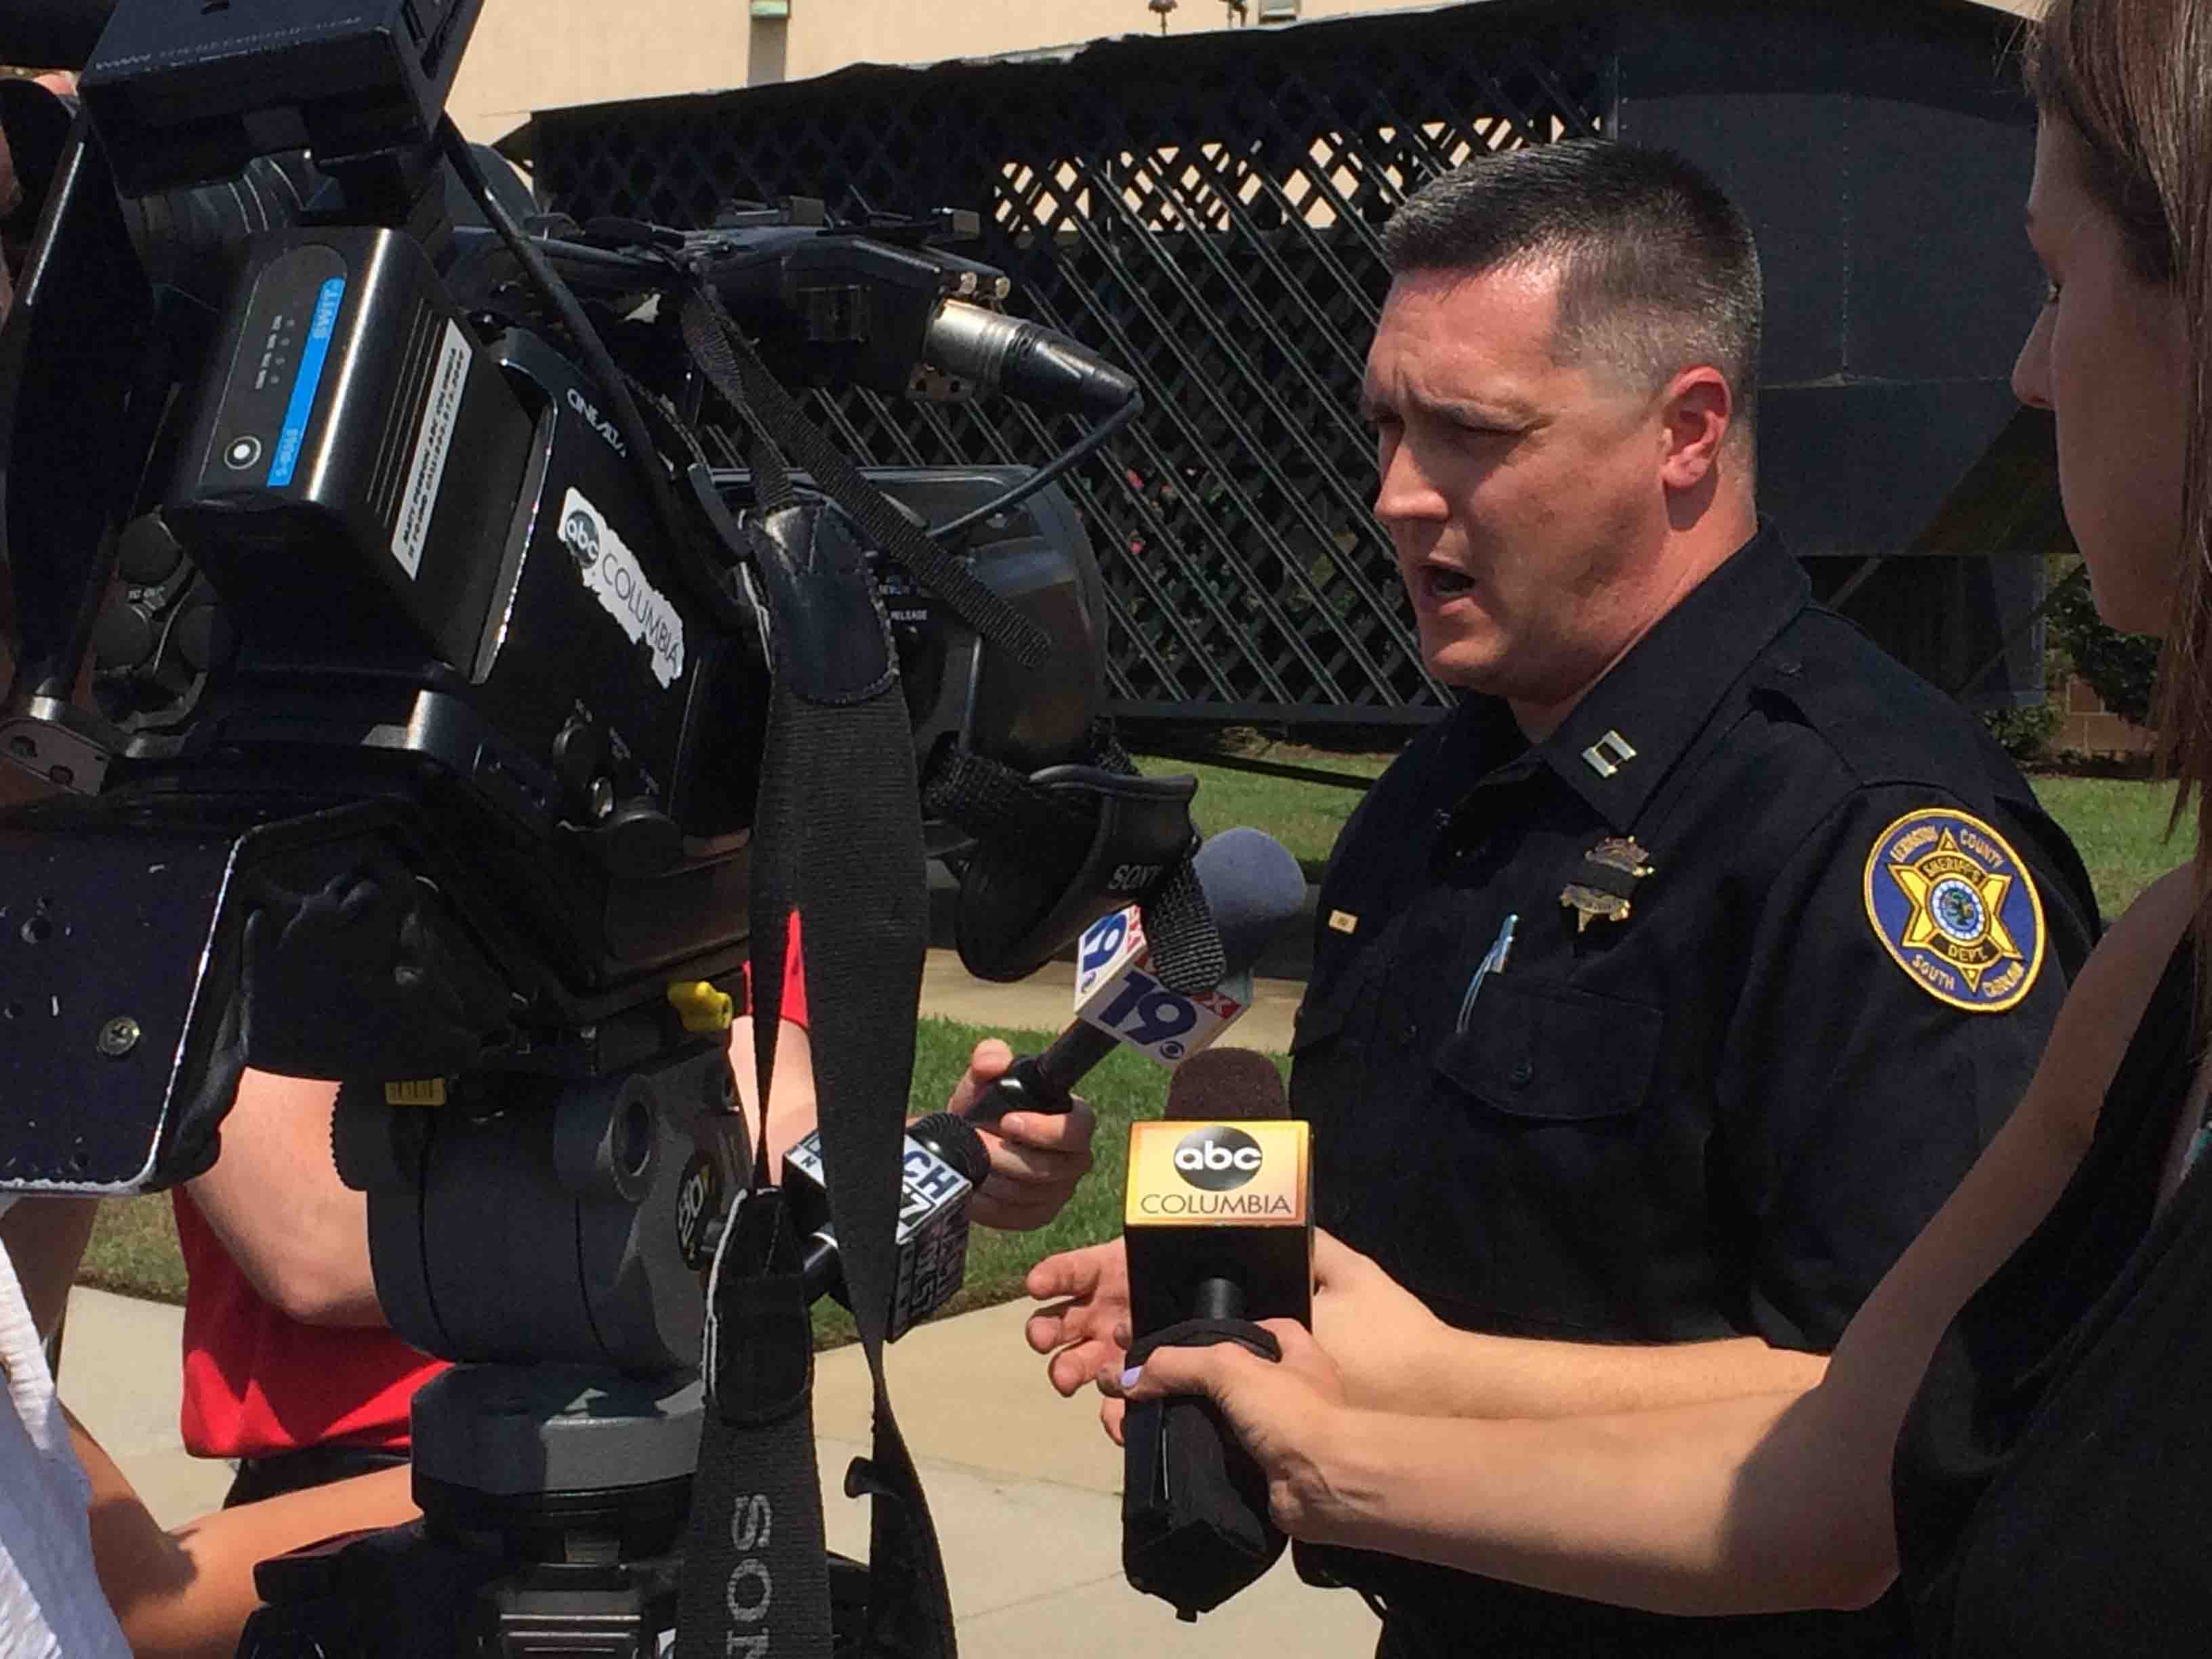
[1127,1046,1308,1351]
[780,1110,992,1339]
[1120,1046,1313,1620]
[965,826,1307,1126]
[1155,1045,1287,1119]
[922,298,1140,418]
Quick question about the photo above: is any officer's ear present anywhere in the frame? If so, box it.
[1655,365,1734,495]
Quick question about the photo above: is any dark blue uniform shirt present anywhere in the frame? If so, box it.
[1289,527,2100,1658]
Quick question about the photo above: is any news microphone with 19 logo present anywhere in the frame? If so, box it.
[964,827,1305,1126]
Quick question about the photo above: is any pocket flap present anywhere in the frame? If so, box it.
[1434,977,1662,1122]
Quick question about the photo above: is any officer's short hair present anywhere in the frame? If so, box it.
[1382,141,1762,439]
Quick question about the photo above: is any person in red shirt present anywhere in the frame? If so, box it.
[171,1107,444,1503]
[176,914,1091,1504]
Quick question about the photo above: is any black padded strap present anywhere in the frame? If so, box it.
[672,301,960,1650]
[1134,857,1225,1000]
[678,1183,833,1659]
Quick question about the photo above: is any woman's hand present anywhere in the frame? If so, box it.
[1025,1229,1454,1444]
[1309,1229,1455,1413]
[945,1039,1097,1231]
[1103,1317,1357,1540]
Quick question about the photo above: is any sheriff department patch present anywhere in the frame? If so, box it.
[1864,808,2046,1014]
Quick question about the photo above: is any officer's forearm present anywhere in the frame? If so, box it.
[1412,1330,1828,1420]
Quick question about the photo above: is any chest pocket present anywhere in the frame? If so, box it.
[1434,976,1663,1122]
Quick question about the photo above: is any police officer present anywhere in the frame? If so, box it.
[1026,140,2097,1658]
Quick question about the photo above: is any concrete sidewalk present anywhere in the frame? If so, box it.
[62,949,1372,1656]
[62,1300,1374,1658]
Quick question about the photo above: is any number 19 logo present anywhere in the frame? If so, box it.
[1080,911,1130,974]
[1092,967,1200,1062]
[1076,906,1145,1000]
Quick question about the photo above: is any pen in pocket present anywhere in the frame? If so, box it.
[1454,912,1518,1033]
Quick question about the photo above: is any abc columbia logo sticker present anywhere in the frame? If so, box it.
[1174,1126,1265,1191]
[560,504,600,570]
[1863,808,2046,1015]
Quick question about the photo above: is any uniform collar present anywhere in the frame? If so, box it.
[1530,522,1809,832]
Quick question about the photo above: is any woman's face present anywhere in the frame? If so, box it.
[2014,117,2190,637]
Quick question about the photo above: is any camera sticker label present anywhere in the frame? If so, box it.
[268,276,346,490]
[390,319,472,579]
[559,487,688,689]
[674,1151,722,1271]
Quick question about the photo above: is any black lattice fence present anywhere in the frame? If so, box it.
[533,3,1614,724]
[532,0,2050,724]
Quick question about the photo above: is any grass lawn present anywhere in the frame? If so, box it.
[2028,773,2184,922]
[75,761,2179,1341]
[79,1195,188,1305]
[1134,750,1387,874]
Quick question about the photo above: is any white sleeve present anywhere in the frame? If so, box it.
[0,1202,132,1659]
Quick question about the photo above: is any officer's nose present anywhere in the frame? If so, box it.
[1374,430,1448,528]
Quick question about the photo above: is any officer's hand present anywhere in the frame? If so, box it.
[945,1038,1096,1231]
[1026,1237,1134,1443]
[1103,1318,1352,1540]
[1309,1229,1452,1414]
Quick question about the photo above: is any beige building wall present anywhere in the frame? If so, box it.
[450,0,2044,142]
[451,0,1400,139]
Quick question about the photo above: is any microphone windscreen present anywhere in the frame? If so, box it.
[1162,1047,1288,1122]
[1190,827,1307,979]
[907,1111,993,1185]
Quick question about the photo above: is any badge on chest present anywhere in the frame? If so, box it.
[1559,836,1654,934]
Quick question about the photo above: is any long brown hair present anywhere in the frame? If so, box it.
[2031,0,2212,997]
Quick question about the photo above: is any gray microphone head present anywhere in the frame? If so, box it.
[1190,827,1307,980]
[907,1111,994,1186]
[1162,1046,1289,1122]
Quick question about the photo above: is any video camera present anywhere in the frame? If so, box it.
[0,4,1214,1650]
[0,0,1189,1198]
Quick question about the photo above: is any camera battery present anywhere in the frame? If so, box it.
[168,226,533,672]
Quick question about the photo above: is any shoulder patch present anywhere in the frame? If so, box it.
[1864,808,2047,1013]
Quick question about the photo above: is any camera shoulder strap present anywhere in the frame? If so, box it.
[676,292,958,1659]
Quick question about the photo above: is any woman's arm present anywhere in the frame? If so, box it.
[1118,866,2195,1615]
[0,1195,96,1340]
[70,1406,417,1659]
[1307,1229,1830,1418]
